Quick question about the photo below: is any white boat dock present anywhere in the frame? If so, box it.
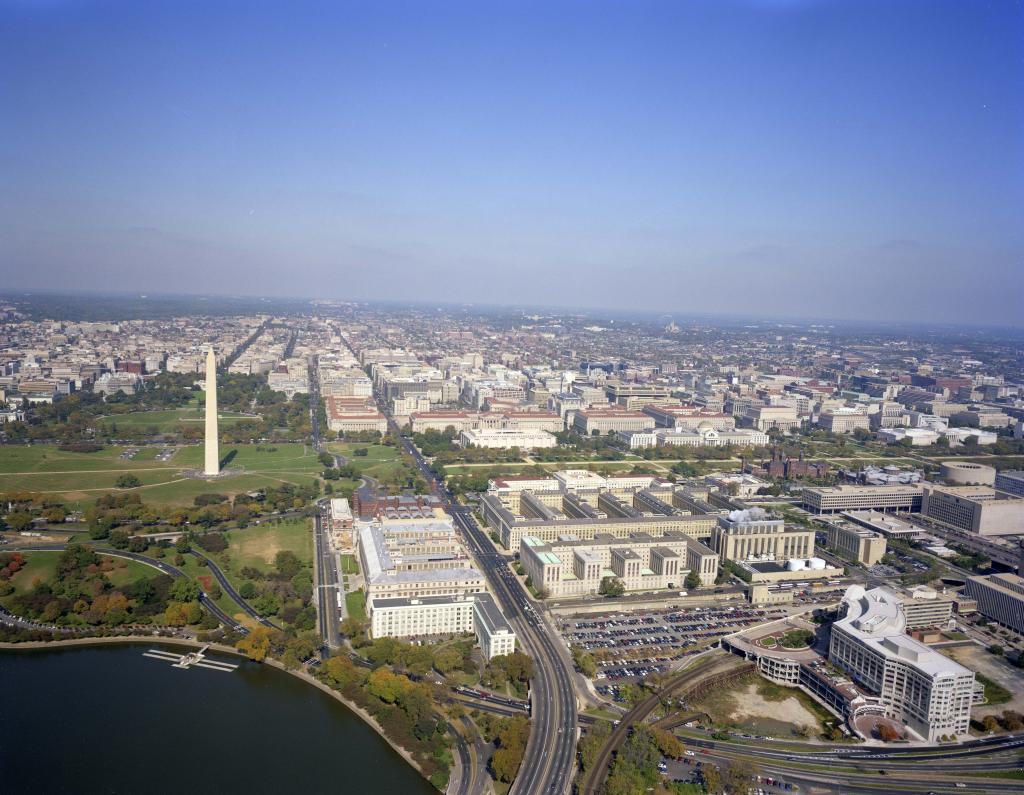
[143,645,238,672]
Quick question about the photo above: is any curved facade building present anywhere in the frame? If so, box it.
[829,586,975,742]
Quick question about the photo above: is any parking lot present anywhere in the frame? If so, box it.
[557,604,790,684]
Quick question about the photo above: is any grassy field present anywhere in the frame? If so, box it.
[327,441,417,484]
[175,553,254,621]
[0,443,323,507]
[103,556,160,587]
[2,550,157,601]
[4,552,60,596]
[340,554,360,575]
[224,518,313,573]
[346,589,366,620]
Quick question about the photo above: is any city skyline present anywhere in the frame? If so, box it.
[3,1,1022,325]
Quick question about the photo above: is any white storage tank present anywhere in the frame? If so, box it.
[786,558,807,572]
[807,557,827,570]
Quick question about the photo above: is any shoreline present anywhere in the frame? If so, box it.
[0,635,437,788]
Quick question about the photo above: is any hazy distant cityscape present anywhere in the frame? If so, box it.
[3,0,1023,793]
[0,289,1023,795]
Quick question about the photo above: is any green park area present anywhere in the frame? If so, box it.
[225,518,313,575]
[0,443,323,507]
[326,441,421,488]
[95,393,257,434]
[2,550,158,601]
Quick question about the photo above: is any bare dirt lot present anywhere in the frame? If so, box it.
[939,643,1024,719]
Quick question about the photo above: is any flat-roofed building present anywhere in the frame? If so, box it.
[802,484,924,514]
[826,521,887,565]
[519,532,716,597]
[325,396,387,434]
[329,497,354,549]
[458,428,557,449]
[572,407,656,435]
[922,485,1024,536]
[829,586,975,742]
[358,521,485,601]
[741,404,799,432]
[964,573,1024,633]
[711,510,815,562]
[995,470,1024,498]
[474,592,517,658]
[842,510,922,540]
[898,586,955,629]
[641,404,736,430]
[819,409,870,434]
[605,383,671,408]
[620,424,768,449]
[367,592,516,660]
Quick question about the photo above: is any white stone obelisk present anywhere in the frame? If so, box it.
[204,347,219,476]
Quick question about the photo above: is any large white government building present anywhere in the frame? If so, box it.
[520,531,719,597]
[480,469,719,552]
[368,592,516,659]
[830,586,975,742]
[964,573,1024,634]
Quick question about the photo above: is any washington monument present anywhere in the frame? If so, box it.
[204,347,219,476]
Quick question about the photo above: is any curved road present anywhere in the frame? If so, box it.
[17,544,239,630]
[188,548,282,630]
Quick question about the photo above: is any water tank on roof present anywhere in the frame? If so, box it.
[807,557,827,570]
[786,559,807,572]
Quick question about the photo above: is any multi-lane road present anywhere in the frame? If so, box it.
[374,390,578,795]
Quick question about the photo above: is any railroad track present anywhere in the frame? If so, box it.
[578,651,751,795]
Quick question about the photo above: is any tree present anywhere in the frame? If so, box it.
[398,644,435,677]
[5,511,33,532]
[599,576,625,597]
[274,550,302,578]
[572,645,597,677]
[578,722,611,772]
[684,570,701,590]
[433,645,463,675]
[367,667,408,703]
[701,763,722,794]
[366,637,402,666]
[723,757,759,794]
[491,746,522,783]
[236,626,274,662]
[170,578,201,603]
[116,474,141,489]
[323,655,362,689]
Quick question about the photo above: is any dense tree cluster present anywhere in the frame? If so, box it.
[2,544,202,629]
[234,550,315,630]
[316,652,452,788]
[481,650,533,698]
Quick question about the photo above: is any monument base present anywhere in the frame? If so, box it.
[182,466,244,481]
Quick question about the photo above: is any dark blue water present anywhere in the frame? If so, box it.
[0,643,438,794]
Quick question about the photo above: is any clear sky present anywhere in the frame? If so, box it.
[2,0,1022,325]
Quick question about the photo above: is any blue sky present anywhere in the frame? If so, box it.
[1,0,1022,324]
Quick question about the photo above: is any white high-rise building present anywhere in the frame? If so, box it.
[829,586,975,741]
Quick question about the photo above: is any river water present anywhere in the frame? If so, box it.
[0,643,438,794]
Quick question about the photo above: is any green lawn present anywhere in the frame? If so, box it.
[97,407,258,432]
[340,554,360,575]
[346,589,367,620]
[103,556,160,587]
[0,443,323,507]
[2,550,159,603]
[224,518,313,574]
[4,552,60,596]
[977,673,1012,705]
[174,553,253,620]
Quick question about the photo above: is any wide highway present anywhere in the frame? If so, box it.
[373,389,578,795]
